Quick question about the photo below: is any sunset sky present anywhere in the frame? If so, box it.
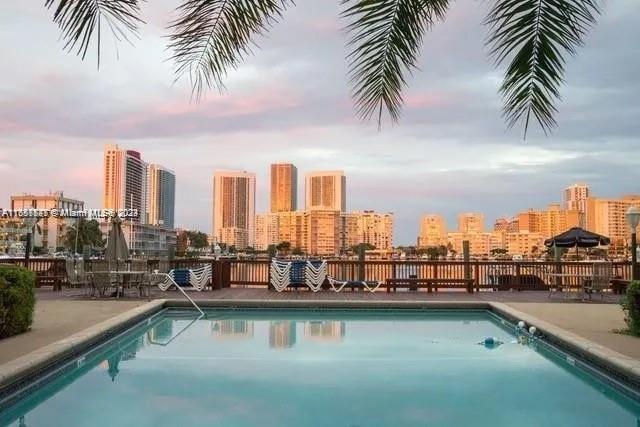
[1,1,639,244]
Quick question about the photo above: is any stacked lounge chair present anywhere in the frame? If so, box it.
[153,265,212,292]
[269,259,380,292]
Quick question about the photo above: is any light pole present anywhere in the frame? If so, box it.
[626,206,640,282]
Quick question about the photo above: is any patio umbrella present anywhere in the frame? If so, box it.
[544,227,610,259]
[105,216,129,271]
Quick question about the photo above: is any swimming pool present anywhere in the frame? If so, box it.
[1,308,639,426]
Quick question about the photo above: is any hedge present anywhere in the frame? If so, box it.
[0,265,36,339]
[622,280,640,336]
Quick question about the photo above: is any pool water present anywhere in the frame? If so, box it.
[2,309,639,426]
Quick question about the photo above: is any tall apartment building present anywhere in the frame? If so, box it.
[505,231,545,256]
[564,183,590,226]
[340,211,394,251]
[305,171,346,212]
[446,231,503,256]
[586,195,640,255]
[103,145,147,222]
[417,214,447,247]
[277,211,306,250]
[518,204,580,238]
[147,164,176,228]
[306,210,341,256]
[10,192,84,252]
[458,213,484,233]
[254,213,279,251]
[212,170,256,250]
[270,163,297,213]
[493,217,519,233]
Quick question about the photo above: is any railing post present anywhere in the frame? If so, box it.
[515,263,521,290]
[463,240,470,282]
[358,244,365,281]
[474,261,480,292]
[554,245,562,290]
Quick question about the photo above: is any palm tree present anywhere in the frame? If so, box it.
[43,0,601,137]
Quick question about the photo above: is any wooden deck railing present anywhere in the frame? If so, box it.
[0,258,632,291]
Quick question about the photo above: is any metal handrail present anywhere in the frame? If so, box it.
[151,273,205,317]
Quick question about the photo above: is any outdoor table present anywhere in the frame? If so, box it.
[548,272,591,301]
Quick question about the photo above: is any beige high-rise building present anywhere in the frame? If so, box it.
[10,192,84,252]
[586,195,640,255]
[306,210,341,256]
[305,171,346,212]
[505,231,545,256]
[270,163,297,213]
[103,144,147,222]
[254,213,279,251]
[341,211,394,251]
[564,183,590,226]
[417,214,447,247]
[458,213,484,233]
[446,231,503,256]
[518,204,580,239]
[276,211,307,251]
[212,170,256,250]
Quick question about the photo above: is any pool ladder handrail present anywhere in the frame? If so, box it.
[152,272,205,317]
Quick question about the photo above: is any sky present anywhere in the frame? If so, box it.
[0,1,639,245]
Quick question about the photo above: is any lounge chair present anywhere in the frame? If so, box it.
[153,265,212,292]
[269,259,326,292]
[326,276,382,292]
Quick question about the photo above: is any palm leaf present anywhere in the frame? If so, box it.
[45,0,144,66]
[168,0,293,99]
[485,0,601,137]
[342,0,449,127]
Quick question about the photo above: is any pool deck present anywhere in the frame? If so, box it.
[0,288,636,365]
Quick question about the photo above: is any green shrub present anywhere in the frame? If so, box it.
[0,265,36,339]
[621,280,640,336]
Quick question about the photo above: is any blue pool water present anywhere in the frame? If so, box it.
[1,309,639,426]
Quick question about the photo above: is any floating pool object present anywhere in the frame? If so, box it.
[517,321,526,329]
[529,326,537,335]
[479,337,504,349]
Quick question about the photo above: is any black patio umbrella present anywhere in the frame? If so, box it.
[544,227,610,259]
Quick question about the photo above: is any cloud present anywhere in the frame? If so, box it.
[0,1,639,244]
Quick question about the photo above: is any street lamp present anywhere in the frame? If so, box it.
[626,206,640,282]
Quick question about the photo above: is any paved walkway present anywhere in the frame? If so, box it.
[0,288,636,364]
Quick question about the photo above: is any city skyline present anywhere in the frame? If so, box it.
[1,2,639,244]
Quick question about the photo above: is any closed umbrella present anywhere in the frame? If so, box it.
[105,216,129,271]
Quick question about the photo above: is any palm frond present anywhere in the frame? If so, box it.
[168,0,293,99]
[342,0,449,127]
[45,0,144,66]
[485,0,601,137]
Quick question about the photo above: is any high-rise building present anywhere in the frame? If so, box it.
[276,211,306,251]
[212,170,256,250]
[146,164,176,228]
[103,144,146,222]
[517,204,580,238]
[446,231,503,256]
[254,213,279,251]
[305,171,346,212]
[417,214,447,247]
[270,163,297,213]
[586,195,640,255]
[341,211,394,251]
[306,210,341,256]
[505,231,545,256]
[10,192,84,252]
[564,183,590,226]
[458,213,484,233]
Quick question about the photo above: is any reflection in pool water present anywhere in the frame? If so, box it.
[2,310,639,427]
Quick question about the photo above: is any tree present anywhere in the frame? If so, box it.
[350,243,376,254]
[291,247,304,256]
[276,241,291,254]
[64,219,104,252]
[43,0,602,137]
[423,246,441,260]
[186,230,209,249]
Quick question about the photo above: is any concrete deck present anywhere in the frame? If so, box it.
[0,288,637,366]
